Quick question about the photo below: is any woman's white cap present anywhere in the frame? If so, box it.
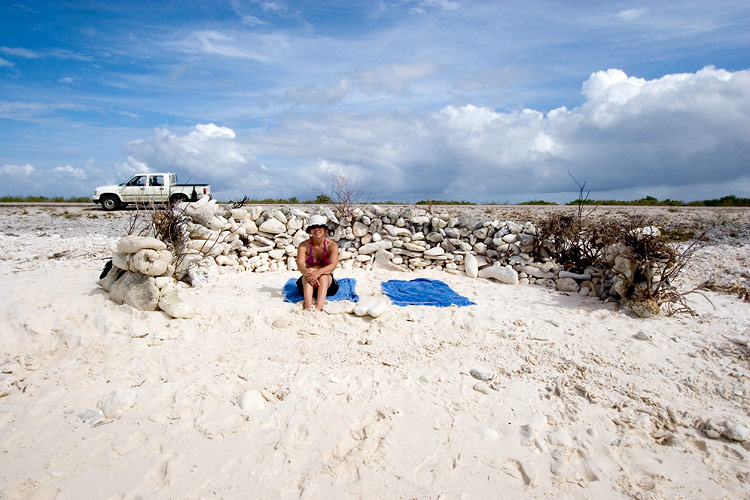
[305,214,328,233]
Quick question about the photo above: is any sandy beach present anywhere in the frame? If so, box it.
[1,204,749,499]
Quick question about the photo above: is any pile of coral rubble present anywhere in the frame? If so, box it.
[98,197,672,318]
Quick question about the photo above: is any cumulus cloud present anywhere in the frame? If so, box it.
[1,163,35,177]
[122,123,254,185]
[110,67,749,203]
[253,66,750,202]
[114,156,150,179]
[52,165,86,180]
[0,162,102,196]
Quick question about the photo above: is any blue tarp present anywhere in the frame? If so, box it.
[381,278,476,307]
[283,277,360,303]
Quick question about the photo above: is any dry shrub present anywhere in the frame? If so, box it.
[701,280,750,302]
[125,202,192,271]
[331,175,367,221]
[612,221,707,315]
[536,209,707,315]
[151,205,191,256]
[231,195,249,209]
[534,174,621,272]
[534,213,621,272]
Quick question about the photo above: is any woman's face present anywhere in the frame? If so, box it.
[309,226,326,239]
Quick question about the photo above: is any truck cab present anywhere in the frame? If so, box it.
[120,174,171,203]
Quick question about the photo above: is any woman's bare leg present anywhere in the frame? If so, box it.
[315,274,331,311]
[302,276,315,310]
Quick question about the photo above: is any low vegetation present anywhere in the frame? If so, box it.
[0,195,91,203]
[566,195,750,207]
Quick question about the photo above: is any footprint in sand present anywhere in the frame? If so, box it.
[502,458,537,486]
[549,447,600,483]
[124,450,179,497]
[323,408,395,481]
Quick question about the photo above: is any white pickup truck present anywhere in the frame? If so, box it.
[92,173,211,211]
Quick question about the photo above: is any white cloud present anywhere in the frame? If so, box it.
[407,0,461,13]
[47,49,92,61]
[0,163,35,177]
[10,4,38,13]
[0,57,13,68]
[240,14,265,26]
[15,67,740,203]
[181,30,288,62]
[0,46,40,58]
[277,78,351,106]
[191,123,236,140]
[230,0,269,25]
[355,59,440,95]
[256,0,286,13]
[123,123,252,183]
[250,66,750,202]
[273,59,440,106]
[0,46,89,61]
[420,0,460,10]
[58,76,76,84]
[116,156,150,178]
[52,165,87,180]
[616,8,647,21]
[0,100,88,122]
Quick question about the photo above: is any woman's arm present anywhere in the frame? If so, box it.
[297,242,322,285]
[296,244,309,274]
[315,241,339,275]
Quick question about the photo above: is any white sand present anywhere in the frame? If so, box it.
[1,205,749,499]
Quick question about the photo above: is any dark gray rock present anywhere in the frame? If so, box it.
[110,271,160,311]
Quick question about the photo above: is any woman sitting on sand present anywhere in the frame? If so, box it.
[296,215,339,311]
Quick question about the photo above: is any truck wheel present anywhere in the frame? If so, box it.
[170,194,189,205]
[101,195,120,211]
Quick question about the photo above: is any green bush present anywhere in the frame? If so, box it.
[517,200,558,205]
[565,194,748,207]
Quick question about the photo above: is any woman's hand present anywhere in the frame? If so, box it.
[305,268,321,286]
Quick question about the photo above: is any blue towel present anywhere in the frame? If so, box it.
[381,278,476,307]
[283,277,360,303]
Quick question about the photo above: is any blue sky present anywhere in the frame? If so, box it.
[1,0,749,203]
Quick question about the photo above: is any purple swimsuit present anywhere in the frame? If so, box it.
[305,239,330,267]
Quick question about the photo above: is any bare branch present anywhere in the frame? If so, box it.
[330,174,369,220]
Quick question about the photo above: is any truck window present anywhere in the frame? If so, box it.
[150,175,164,186]
[128,175,146,187]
